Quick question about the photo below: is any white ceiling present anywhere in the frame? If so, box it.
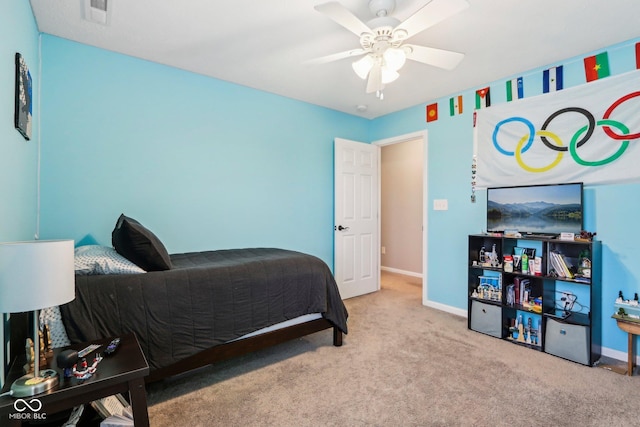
[29,0,640,119]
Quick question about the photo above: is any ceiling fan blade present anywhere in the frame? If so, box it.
[304,48,367,65]
[366,64,383,94]
[404,44,464,70]
[395,0,469,39]
[314,2,371,37]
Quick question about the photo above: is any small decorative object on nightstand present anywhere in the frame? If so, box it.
[0,333,150,426]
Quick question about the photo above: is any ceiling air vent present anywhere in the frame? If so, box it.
[84,0,111,25]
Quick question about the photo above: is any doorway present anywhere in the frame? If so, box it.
[374,131,427,304]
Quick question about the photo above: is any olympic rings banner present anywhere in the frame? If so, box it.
[474,70,640,188]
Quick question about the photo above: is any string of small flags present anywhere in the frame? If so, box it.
[421,41,640,203]
[425,41,639,123]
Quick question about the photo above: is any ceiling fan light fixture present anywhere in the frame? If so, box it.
[312,0,467,97]
[380,67,399,84]
[352,55,375,79]
[383,47,406,71]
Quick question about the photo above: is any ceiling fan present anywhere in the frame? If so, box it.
[309,0,469,97]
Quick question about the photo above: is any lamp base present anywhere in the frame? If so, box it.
[11,369,59,397]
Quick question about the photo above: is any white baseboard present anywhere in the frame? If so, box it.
[423,300,637,366]
[601,346,640,366]
[423,300,467,317]
[381,266,422,278]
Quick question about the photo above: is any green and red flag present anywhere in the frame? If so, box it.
[584,52,610,82]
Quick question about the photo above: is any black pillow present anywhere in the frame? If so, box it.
[112,214,172,271]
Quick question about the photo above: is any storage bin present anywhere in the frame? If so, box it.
[545,318,590,365]
[470,300,502,338]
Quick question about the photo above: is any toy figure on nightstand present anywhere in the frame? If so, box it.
[24,338,35,374]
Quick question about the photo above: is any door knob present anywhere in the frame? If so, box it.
[336,225,350,231]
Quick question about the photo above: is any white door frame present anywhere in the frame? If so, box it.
[373,130,428,305]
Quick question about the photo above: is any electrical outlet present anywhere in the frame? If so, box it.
[433,199,448,210]
[381,246,386,255]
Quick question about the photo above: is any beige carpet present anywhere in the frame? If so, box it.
[146,272,639,426]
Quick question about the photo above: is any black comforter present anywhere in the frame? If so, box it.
[61,248,348,371]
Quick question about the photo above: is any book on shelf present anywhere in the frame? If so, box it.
[506,284,515,305]
[561,254,575,278]
[91,394,133,426]
[100,415,133,427]
[550,251,574,279]
[521,279,530,305]
[512,277,530,305]
[100,412,133,427]
[549,252,561,277]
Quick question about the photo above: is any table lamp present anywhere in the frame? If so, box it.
[0,239,75,397]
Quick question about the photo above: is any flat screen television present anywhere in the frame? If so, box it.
[486,182,583,235]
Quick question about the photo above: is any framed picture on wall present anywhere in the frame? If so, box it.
[14,52,33,141]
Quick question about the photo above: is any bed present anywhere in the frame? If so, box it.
[54,215,348,382]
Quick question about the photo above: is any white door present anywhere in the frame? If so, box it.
[334,138,379,299]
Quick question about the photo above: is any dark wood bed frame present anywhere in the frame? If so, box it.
[146,318,342,383]
[7,315,343,384]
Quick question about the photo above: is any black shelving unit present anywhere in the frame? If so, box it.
[467,234,601,366]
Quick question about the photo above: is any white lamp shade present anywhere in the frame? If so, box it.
[381,67,399,84]
[0,240,75,313]
[352,55,375,80]
[383,48,406,71]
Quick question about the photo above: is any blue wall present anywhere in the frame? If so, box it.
[5,4,634,358]
[0,0,41,389]
[0,2,40,241]
[370,37,640,358]
[38,36,369,267]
